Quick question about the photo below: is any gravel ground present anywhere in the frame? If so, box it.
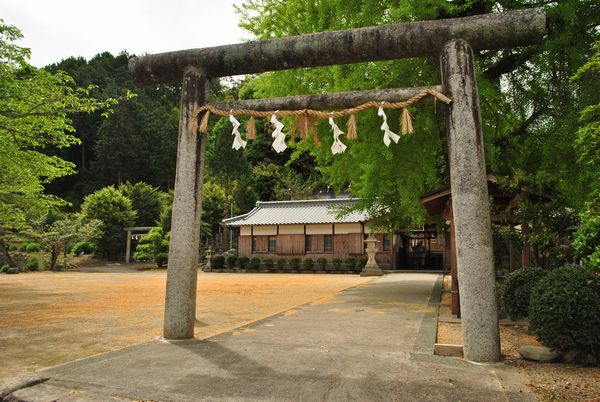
[0,268,371,379]
[437,276,600,402]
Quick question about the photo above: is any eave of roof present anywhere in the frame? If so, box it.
[222,198,368,226]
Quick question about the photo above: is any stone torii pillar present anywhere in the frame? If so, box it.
[163,67,210,339]
[441,40,500,361]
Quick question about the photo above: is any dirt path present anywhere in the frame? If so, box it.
[0,270,371,379]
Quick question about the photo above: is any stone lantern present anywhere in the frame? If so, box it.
[360,234,383,277]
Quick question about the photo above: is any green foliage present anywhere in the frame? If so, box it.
[573,208,600,272]
[0,264,8,273]
[20,242,40,252]
[80,186,136,258]
[72,241,95,255]
[303,258,314,270]
[249,257,261,269]
[317,258,328,270]
[235,0,599,228]
[28,212,102,270]
[236,256,250,269]
[0,21,117,234]
[499,267,547,320]
[119,182,164,227]
[344,258,356,269]
[226,255,237,268]
[264,258,274,269]
[529,266,600,360]
[211,254,225,269]
[25,256,38,271]
[332,258,342,269]
[277,258,287,270]
[201,182,227,240]
[289,258,301,270]
[133,227,169,268]
[359,256,369,268]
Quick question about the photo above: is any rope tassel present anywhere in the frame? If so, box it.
[199,110,210,134]
[347,114,357,139]
[246,116,256,140]
[400,108,414,134]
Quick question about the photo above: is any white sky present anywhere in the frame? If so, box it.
[1,0,250,67]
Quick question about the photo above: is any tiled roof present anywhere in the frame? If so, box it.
[222,198,368,226]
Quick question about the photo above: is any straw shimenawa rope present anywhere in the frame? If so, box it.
[193,88,451,136]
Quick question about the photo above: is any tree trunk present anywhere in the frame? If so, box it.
[0,238,14,267]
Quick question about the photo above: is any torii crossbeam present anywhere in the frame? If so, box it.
[129,8,545,362]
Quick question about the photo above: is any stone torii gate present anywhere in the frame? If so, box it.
[129,8,545,362]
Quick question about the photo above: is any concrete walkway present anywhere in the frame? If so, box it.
[2,274,533,401]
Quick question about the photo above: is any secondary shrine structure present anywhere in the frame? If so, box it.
[129,8,546,362]
[223,198,394,267]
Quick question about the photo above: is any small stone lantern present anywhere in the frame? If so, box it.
[361,234,383,277]
[205,247,213,272]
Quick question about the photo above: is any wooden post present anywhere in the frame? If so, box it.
[125,230,132,263]
[441,39,500,362]
[163,67,210,339]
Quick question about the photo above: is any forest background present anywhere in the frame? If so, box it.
[0,0,598,267]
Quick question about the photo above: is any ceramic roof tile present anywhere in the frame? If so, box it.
[222,198,368,226]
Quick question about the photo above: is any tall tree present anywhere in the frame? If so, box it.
[0,21,115,264]
[235,0,600,228]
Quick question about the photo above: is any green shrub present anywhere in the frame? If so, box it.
[20,242,40,252]
[277,258,287,270]
[249,257,261,269]
[81,186,137,259]
[119,181,164,227]
[0,264,9,273]
[226,255,237,268]
[211,255,225,269]
[344,258,356,269]
[332,258,342,269]
[573,212,600,273]
[264,258,274,269]
[289,258,301,270]
[499,267,547,320]
[72,241,96,255]
[529,265,600,360]
[317,258,328,270]
[25,256,38,271]
[359,256,369,268]
[133,227,169,268]
[303,258,314,270]
[237,256,250,269]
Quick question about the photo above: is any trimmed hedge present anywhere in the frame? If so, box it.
[289,258,301,270]
[249,257,261,269]
[529,265,600,360]
[211,255,225,269]
[226,255,237,268]
[303,258,314,270]
[332,258,342,269]
[317,258,328,270]
[499,267,547,320]
[264,258,274,269]
[277,258,286,270]
[344,258,356,270]
[237,256,250,269]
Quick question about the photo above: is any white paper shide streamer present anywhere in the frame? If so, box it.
[229,114,247,150]
[378,105,400,147]
[329,117,347,155]
[270,114,287,153]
